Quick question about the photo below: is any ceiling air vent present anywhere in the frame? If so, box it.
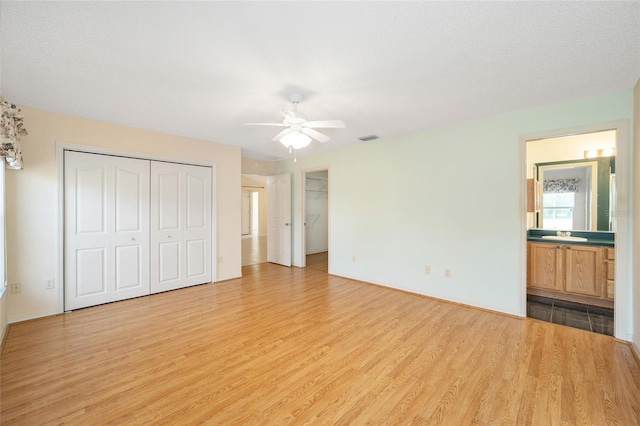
[358,135,379,142]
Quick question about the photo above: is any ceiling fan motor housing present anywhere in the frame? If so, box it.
[288,92,304,104]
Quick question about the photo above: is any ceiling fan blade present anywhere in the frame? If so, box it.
[271,128,292,142]
[244,122,288,127]
[301,127,330,143]
[305,120,345,129]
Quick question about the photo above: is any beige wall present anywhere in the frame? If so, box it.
[5,106,242,322]
[633,79,640,355]
[242,157,274,176]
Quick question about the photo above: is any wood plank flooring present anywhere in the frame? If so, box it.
[2,260,639,425]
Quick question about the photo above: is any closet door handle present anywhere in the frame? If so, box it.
[166,235,171,238]
[130,237,135,241]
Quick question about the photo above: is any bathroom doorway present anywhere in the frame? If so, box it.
[524,127,621,336]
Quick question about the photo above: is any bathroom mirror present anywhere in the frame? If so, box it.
[536,157,614,231]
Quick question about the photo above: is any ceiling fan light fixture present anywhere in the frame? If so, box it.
[280,131,311,150]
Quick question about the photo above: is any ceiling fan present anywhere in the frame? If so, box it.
[245,93,345,151]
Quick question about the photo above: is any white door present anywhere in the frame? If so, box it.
[241,191,251,235]
[65,151,150,310]
[150,161,212,293]
[267,173,291,266]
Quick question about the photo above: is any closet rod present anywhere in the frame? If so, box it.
[242,185,264,189]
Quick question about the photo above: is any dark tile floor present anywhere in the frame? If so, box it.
[527,295,614,336]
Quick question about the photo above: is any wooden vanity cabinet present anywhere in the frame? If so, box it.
[527,241,612,307]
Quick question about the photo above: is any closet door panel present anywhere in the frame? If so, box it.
[75,248,107,297]
[159,241,181,283]
[158,172,180,230]
[187,239,205,277]
[183,167,211,285]
[151,162,211,293]
[151,162,183,293]
[115,245,141,290]
[65,151,150,310]
[110,157,150,302]
[111,157,151,300]
[65,152,112,310]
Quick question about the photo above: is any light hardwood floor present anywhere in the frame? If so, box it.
[242,235,267,266]
[2,260,639,425]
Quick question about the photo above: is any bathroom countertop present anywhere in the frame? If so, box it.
[527,229,615,247]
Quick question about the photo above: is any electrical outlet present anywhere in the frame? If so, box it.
[424,265,431,275]
[444,268,452,278]
[11,282,21,294]
[218,256,223,264]
[45,279,55,289]
[352,255,356,262]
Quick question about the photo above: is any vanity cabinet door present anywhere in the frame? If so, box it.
[564,245,603,297]
[529,242,563,291]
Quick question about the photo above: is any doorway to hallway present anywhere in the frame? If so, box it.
[241,174,268,266]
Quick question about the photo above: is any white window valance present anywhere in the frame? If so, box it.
[544,178,580,193]
[0,96,26,170]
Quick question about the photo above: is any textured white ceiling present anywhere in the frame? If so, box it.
[1,2,639,160]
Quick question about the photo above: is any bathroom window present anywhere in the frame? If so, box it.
[542,192,575,230]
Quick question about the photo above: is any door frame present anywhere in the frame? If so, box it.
[296,167,331,269]
[520,120,630,340]
[56,142,217,314]
[241,190,252,235]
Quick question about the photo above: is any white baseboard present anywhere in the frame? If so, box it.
[215,273,242,282]
[329,271,523,318]
[8,309,58,324]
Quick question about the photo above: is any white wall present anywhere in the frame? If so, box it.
[633,79,640,356]
[276,90,633,317]
[5,106,242,323]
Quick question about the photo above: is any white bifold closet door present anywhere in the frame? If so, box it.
[65,151,150,311]
[150,161,212,293]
